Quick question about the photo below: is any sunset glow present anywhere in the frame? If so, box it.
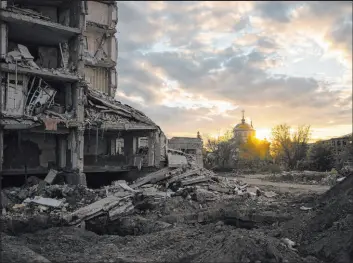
[117,2,352,141]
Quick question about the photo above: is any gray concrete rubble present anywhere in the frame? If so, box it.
[1,152,265,227]
[1,156,353,263]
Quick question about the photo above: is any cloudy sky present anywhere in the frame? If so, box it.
[116,1,352,141]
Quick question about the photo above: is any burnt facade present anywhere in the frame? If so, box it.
[0,0,166,185]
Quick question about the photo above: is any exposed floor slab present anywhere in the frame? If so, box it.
[0,9,80,45]
[0,63,79,82]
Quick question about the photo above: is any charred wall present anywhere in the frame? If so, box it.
[3,132,56,170]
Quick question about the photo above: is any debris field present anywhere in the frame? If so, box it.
[1,156,352,263]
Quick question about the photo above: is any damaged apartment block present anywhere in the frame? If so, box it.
[0,0,167,186]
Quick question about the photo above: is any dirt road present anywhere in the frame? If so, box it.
[238,174,330,194]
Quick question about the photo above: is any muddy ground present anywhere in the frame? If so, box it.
[1,173,352,263]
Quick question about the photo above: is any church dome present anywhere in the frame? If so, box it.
[235,122,252,130]
[234,110,254,130]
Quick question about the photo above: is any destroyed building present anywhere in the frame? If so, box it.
[0,0,167,185]
[168,136,203,168]
[321,133,353,166]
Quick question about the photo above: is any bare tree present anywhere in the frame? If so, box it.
[271,124,311,169]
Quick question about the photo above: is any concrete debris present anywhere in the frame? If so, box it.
[2,163,351,263]
[4,44,75,75]
[108,200,134,221]
[12,204,26,210]
[85,88,159,128]
[5,44,40,69]
[58,153,269,225]
[166,168,201,185]
[247,186,262,197]
[44,169,59,185]
[299,206,313,211]
[181,176,210,186]
[168,153,188,168]
[208,184,232,194]
[113,180,138,193]
[1,151,284,243]
[336,177,346,182]
[264,191,277,198]
[281,238,297,251]
[23,196,64,208]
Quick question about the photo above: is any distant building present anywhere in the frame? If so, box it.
[168,136,203,167]
[321,133,353,165]
[233,110,256,143]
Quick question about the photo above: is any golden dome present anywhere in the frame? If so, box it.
[235,123,253,130]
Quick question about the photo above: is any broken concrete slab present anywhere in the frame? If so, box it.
[208,184,232,194]
[108,200,134,221]
[193,188,218,203]
[113,180,139,193]
[181,176,210,186]
[299,206,313,211]
[142,191,172,198]
[168,153,188,168]
[65,195,133,225]
[44,169,58,184]
[166,168,201,185]
[130,167,170,189]
[23,196,63,208]
[264,191,277,198]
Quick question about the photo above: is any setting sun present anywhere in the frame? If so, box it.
[255,128,272,141]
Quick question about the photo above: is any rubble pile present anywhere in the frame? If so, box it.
[2,183,100,216]
[3,44,74,75]
[85,88,158,128]
[61,162,255,226]
[1,154,260,231]
[298,174,353,263]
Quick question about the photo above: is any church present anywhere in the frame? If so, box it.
[233,110,256,143]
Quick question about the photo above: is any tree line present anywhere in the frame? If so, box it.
[203,124,352,172]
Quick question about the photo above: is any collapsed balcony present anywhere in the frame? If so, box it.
[83,88,166,173]
[0,0,81,46]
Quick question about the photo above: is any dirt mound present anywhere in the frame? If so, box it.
[297,175,353,263]
[14,225,320,263]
